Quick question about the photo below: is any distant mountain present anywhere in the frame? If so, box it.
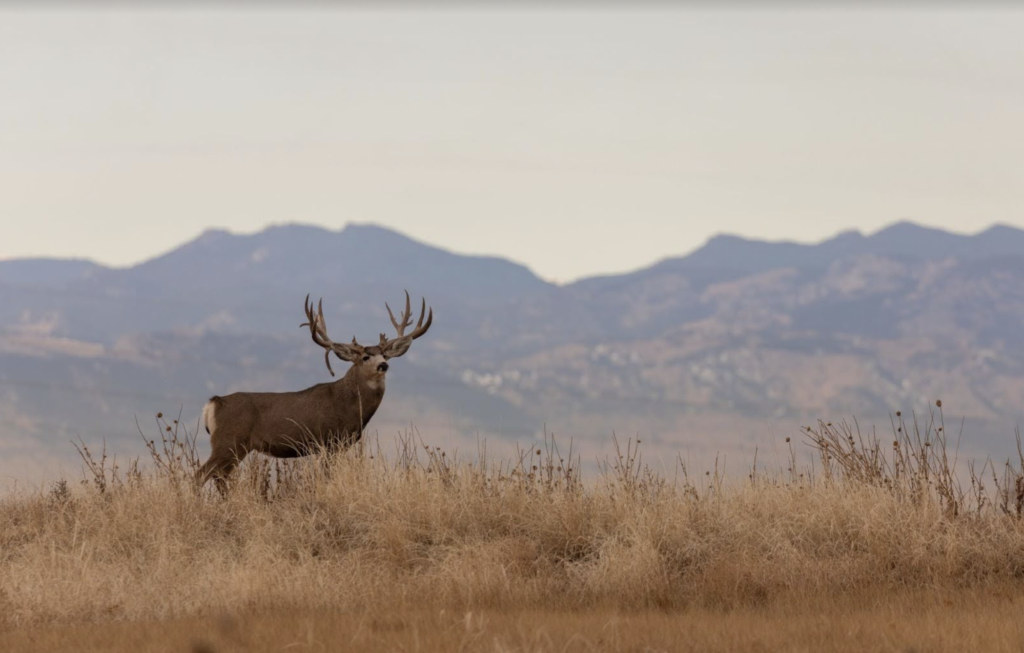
[117,223,549,304]
[596,221,1024,283]
[557,220,1024,341]
[0,223,552,345]
[0,258,103,288]
[4,219,1024,481]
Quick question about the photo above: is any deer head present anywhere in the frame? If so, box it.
[300,291,433,378]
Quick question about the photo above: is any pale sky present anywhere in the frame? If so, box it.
[0,6,1022,282]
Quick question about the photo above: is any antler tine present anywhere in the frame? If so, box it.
[416,297,426,329]
[409,301,433,340]
[385,302,399,334]
[401,291,432,339]
[300,294,339,376]
[380,290,433,353]
[299,295,315,333]
[386,290,415,337]
[317,299,327,337]
[300,293,312,326]
[400,291,432,340]
[300,296,329,345]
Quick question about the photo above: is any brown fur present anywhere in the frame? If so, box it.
[196,351,389,492]
[196,293,432,493]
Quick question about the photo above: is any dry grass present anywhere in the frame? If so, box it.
[2,404,1024,651]
[5,592,1024,653]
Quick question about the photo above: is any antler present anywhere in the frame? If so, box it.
[300,294,362,376]
[385,290,433,341]
[300,291,431,372]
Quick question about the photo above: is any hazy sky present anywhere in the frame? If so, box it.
[1,6,1022,282]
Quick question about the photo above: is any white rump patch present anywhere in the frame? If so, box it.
[203,401,218,436]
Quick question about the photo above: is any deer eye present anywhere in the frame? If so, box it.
[362,355,370,362]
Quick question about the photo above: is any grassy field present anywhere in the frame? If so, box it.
[2,407,1024,651]
[5,593,1024,653]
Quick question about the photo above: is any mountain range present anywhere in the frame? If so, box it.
[3,220,1024,482]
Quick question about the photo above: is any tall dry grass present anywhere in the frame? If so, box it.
[2,402,1024,631]
[9,594,1024,653]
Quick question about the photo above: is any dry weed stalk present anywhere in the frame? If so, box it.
[68,401,1024,522]
[800,401,1024,520]
[14,400,1024,628]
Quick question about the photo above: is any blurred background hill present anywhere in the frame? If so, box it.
[3,220,1024,482]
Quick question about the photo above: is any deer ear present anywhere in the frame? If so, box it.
[383,336,413,359]
[330,343,363,362]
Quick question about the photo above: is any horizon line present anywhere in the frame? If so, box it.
[0,218,1016,285]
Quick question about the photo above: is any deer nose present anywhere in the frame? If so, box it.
[377,361,389,373]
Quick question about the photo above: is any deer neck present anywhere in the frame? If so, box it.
[335,367,386,401]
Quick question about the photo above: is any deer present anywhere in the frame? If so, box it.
[195,291,433,492]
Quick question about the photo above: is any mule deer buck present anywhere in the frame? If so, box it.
[196,291,433,491]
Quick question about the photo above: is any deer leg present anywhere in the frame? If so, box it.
[196,447,247,495]
[212,455,243,497]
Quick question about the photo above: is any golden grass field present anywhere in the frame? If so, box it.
[2,407,1024,652]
